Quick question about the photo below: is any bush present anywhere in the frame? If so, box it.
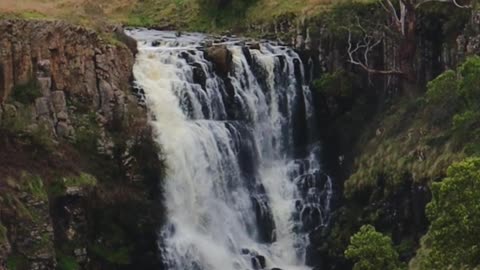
[414,157,480,269]
[426,70,459,104]
[57,255,80,270]
[345,225,404,270]
[459,55,480,109]
[313,70,354,97]
[11,79,42,104]
[425,70,460,126]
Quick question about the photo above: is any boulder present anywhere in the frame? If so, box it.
[251,255,266,269]
[205,45,232,77]
[247,42,261,50]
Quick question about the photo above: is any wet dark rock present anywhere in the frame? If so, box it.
[251,254,266,269]
[248,42,261,50]
[241,248,250,255]
[251,195,276,243]
[192,62,207,90]
[152,40,161,47]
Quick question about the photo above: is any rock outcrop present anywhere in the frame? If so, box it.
[0,20,133,141]
[205,45,233,77]
[0,20,164,270]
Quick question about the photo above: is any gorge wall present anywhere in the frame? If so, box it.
[0,20,163,270]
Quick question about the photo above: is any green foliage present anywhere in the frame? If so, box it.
[197,0,258,28]
[11,79,42,104]
[57,255,80,270]
[345,225,404,270]
[452,109,480,142]
[0,105,54,152]
[21,173,48,201]
[324,1,386,38]
[425,70,460,126]
[6,255,29,270]
[73,112,100,153]
[414,157,480,269]
[49,173,97,197]
[62,173,97,188]
[459,55,480,109]
[90,223,132,265]
[426,70,459,105]
[417,2,470,39]
[313,71,353,97]
[91,244,131,265]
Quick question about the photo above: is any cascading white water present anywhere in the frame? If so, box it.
[128,29,332,270]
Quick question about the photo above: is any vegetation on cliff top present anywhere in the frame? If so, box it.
[0,0,371,32]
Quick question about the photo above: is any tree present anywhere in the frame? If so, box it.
[346,0,472,83]
[345,225,404,270]
[413,157,480,269]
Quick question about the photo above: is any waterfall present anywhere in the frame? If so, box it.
[128,29,333,270]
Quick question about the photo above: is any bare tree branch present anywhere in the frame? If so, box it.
[347,30,404,75]
[347,0,471,78]
[415,0,472,8]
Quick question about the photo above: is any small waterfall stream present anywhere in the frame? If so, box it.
[128,29,333,270]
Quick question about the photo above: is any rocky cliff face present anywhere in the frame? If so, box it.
[302,9,480,270]
[0,20,164,270]
[0,19,134,140]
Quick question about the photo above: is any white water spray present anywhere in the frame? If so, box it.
[129,30,332,270]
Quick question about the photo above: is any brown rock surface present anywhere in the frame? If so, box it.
[205,45,232,77]
[0,19,134,126]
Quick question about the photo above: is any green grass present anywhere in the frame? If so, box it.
[21,173,48,201]
[344,97,465,198]
[62,173,97,188]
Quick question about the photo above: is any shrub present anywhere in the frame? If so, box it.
[459,55,480,109]
[414,157,480,269]
[425,70,460,126]
[313,70,354,97]
[345,225,404,270]
[426,70,459,104]
[57,255,80,270]
[11,79,42,104]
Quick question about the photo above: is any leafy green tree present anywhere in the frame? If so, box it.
[345,225,404,270]
[414,157,480,269]
[425,69,460,125]
[459,55,480,109]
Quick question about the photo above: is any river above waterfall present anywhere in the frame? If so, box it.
[128,29,332,270]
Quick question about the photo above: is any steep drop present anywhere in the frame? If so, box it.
[129,30,332,270]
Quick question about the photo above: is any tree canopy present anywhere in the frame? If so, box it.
[345,225,404,270]
[413,157,480,269]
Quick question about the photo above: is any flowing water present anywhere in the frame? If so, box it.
[128,29,333,270]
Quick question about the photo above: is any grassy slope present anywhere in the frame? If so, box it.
[0,0,361,32]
